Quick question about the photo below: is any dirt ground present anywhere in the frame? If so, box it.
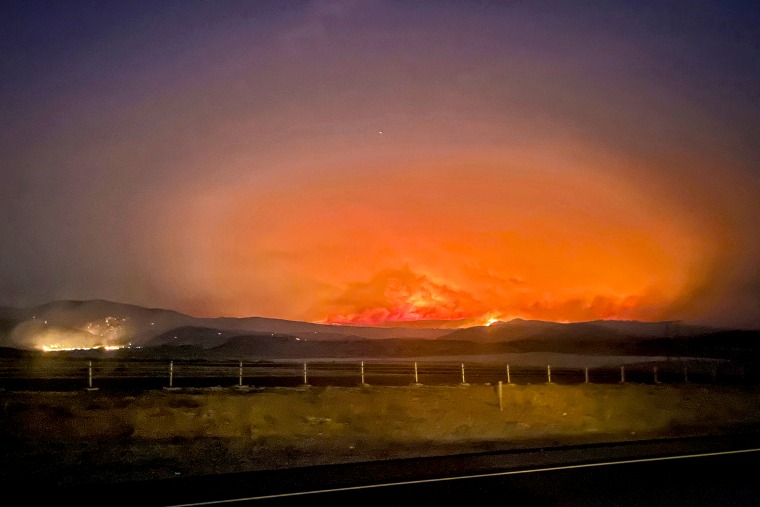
[2,383,760,486]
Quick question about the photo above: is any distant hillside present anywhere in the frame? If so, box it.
[440,319,714,343]
[0,299,447,350]
[2,300,757,361]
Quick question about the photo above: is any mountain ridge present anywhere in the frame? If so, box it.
[0,300,755,362]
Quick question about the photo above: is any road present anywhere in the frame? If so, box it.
[34,433,760,506]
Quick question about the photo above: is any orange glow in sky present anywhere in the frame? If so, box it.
[6,2,756,328]
[152,145,716,327]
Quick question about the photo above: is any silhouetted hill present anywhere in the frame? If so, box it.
[0,299,446,350]
[148,326,258,349]
[441,319,713,343]
[1,300,758,361]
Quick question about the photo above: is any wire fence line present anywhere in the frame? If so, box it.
[0,357,753,391]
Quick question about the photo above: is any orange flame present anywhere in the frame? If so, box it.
[321,267,491,326]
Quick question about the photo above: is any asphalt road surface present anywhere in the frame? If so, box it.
[30,432,760,506]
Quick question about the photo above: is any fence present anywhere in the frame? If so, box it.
[0,357,752,392]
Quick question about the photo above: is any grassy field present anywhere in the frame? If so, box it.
[2,383,760,486]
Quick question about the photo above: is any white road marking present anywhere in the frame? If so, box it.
[170,447,760,506]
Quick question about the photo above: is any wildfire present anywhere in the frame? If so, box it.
[39,344,126,352]
[321,267,488,326]
[25,315,133,352]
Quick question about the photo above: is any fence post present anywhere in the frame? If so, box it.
[620,366,626,383]
[653,366,660,384]
[585,367,589,384]
[506,364,511,384]
[547,365,552,384]
[169,360,174,388]
[239,360,243,387]
[361,361,366,385]
[303,362,308,385]
[414,361,419,385]
[461,363,466,385]
[498,381,503,412]
[86,360,98,391]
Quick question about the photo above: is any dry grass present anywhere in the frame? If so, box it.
[2,383,760,485]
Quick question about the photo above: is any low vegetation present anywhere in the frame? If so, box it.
[2,383,759,486]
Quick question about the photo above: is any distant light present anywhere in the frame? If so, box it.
[39,344,127,352]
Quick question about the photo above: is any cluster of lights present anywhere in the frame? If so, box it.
[39,344,128,352]
[33,315,133,352]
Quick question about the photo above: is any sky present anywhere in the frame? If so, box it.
[1,0,759,328]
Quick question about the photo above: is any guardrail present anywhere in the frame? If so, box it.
[0,357,752,391]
